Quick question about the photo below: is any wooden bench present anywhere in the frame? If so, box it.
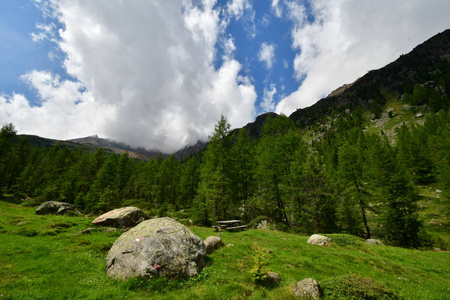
[212,225,229,231]
[225,225,247,232]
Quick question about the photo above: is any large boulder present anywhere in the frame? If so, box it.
[92,206,149,229]
[106,217,206,280]
[293,278,323,299]
[307,234,331,246]
[35,201,80,215]
[204,236,223,254]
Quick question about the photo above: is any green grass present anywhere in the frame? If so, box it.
[0,201,449,299]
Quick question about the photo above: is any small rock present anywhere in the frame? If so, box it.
[293,278,323,299]
[365,238,384,245]
[106,228,118,233]
[307,234,331,246]
[264,272,281,286]
[204,236,223,254]
[257,220,269,230]
[226,243,234,247]
[398,277,409,281]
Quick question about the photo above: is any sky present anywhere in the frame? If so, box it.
[1,0,449,153]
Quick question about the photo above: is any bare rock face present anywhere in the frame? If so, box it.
[106,217,206,280]
[307,234,331,246]
[204,236,223,254]
[92,206,149,228]
[293,278,323,299]
[35,201,80,215]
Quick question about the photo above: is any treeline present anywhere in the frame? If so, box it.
[1,108,450,248]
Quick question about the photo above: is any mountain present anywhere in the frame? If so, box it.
[16,134,166,161]
[289,29,450,127]
[67,135,166,160]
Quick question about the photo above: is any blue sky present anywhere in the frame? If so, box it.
[1,0,449,152]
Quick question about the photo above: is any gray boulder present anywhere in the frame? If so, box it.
[204,236,223,254]
[106,217,205,280]
[365,238,384,245]
[293,278,323,299]
[35,201,80,215]
[92,206,149,228]
[307,234,331,246]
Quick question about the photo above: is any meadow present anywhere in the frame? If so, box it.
[0,201,449,300]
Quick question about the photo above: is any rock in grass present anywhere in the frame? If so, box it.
[204,236,223,254]
[365,238,384,245]
[92,206,149,229]
[35,201,80,215]
[293,278,323,299]
[264,272,281,286]
[106,217,205,280]
[307,234,331,246]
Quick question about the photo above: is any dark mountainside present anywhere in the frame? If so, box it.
[289,29,450,127]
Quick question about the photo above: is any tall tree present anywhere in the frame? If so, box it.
[337,138,371,238]
[192,115,233,224]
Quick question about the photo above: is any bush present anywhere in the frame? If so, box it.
[322,275,403,300]
[249,245,269,285]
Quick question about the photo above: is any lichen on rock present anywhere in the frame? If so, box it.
[106,217,205,280]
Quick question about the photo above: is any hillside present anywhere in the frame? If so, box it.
[0,201,448,299]
[289,29,450,128]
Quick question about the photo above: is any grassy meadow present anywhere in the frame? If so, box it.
[0,201,449,300]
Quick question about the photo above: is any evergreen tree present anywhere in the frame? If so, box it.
[192,115,233,224]
[337,139,371,238]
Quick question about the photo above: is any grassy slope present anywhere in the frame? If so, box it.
[1,202,449,299]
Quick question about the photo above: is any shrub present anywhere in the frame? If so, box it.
[249,245,269,285]
[322,274,403,300]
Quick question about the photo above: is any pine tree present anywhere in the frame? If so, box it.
[192,115,233,224]
[337,139,371,238]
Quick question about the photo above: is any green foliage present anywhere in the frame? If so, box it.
[249,245,269,284]
[323,275,404,300]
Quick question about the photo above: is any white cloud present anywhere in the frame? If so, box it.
[226,0,251,20]
[0,70,116,140]
[258,42,276,69]
[3,0,258,153]
[276,0,450,115]
[31,23,56,42]
[271,0,282,18]
[261,84,277,113]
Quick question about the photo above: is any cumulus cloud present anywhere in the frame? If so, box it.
[0,70,116,139]
[3,0,257,153]
[259,42,276,69]
[276,0,450,115]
